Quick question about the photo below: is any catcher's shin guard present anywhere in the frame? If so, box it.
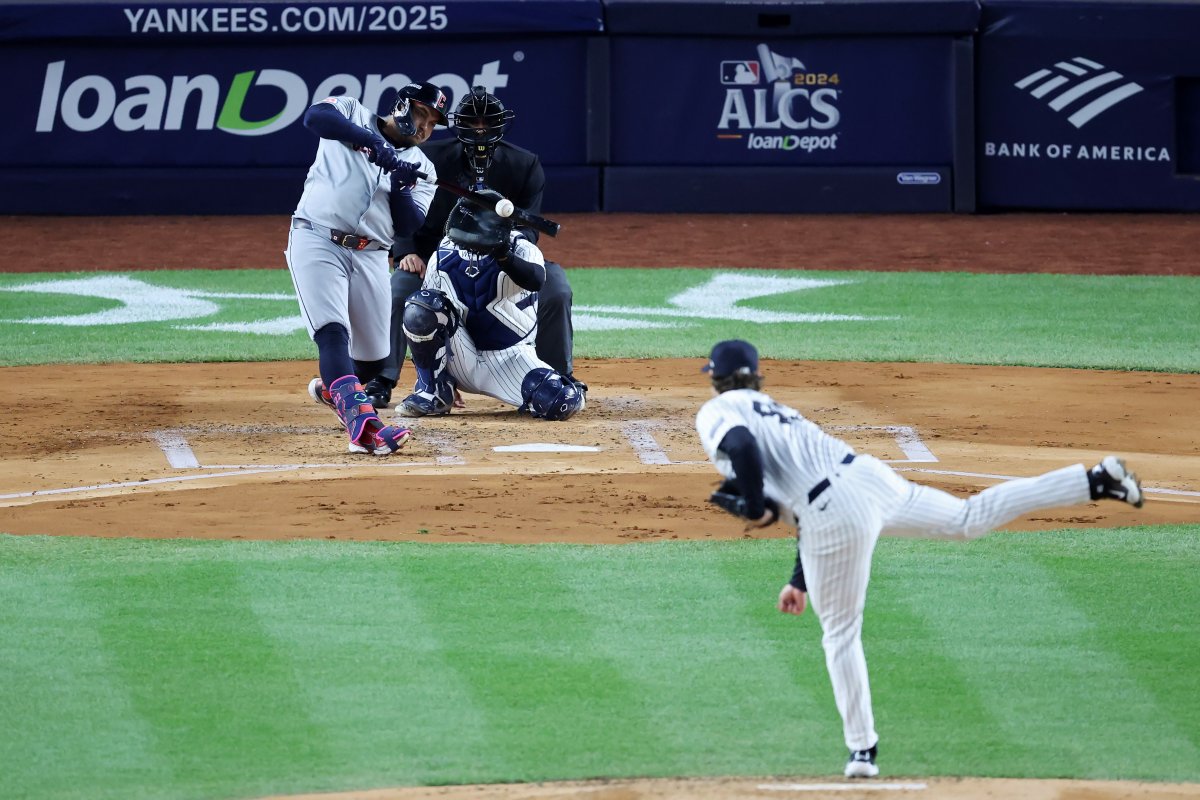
[402,290,457,415]
[328,375,388,449]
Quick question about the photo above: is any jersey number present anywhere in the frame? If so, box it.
[752,400,800,425]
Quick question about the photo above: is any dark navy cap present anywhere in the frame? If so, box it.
[702,339,759,377]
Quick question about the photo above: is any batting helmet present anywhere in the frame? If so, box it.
[452,86,515,147]
[392,82,449,136]
[445,195,512,257]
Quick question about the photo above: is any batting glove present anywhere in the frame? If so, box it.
[390,161,421,189]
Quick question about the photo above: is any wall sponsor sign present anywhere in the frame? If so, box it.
[976,3,1200,210]
[609,36,957,166]
[0,1,603,40]
[7,39,589,167]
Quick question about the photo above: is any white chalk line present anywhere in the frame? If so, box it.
[758,782,928,792]
[893,466,1200,501]
[6,425,1197,507]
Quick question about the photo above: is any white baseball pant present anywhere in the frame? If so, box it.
[795,455,1091,751]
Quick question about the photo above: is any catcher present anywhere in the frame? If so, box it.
[396,195,584,420]
[697,338,1144,778]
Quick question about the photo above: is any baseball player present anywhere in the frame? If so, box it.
[396,196,584,420]
[286,82,448,454]
[696,339,1144,779]
[361,86,583,409]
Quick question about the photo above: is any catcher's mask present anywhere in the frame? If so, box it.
[392,82,449,136]
[451,86,515,176]
[445,196,512,257]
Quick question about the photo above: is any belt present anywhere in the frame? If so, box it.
[292,218,385,251]
[807,453,856,504]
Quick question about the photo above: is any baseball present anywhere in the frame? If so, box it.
[495,198,515,218]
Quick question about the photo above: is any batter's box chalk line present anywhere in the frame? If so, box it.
[620,420,941,467]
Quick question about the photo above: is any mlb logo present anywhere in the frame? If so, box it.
[720,61,760,85]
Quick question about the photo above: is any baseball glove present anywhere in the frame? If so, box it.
[709,480,779,522]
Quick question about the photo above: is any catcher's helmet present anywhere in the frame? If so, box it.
[451,86,515,147]
[393,82,449,136]
[445,194,512,256]
[520,368,584,421]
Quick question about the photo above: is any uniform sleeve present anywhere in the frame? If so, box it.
[304,97,375,148]
[716,426,768,519]
[789,548,807,591]
[696,397,741,462]
[404,151,438,216]
[497,237,546,292]
[516,154,546,215]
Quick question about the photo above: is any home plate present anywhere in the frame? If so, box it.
[493,443,602,453]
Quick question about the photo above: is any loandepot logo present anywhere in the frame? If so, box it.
[716,43,842,151]
[35,60,508,136]
[1014,56,1143,128]
[0,274,893,333]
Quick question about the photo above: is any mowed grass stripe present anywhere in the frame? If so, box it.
[863,548,1043,777]
[1,269,1198,371]
[0,556,164,800]
[564,541,841,777]
[1028,527,1200,775]
[2,531,1199,800]
[233,544,493,792]
[894,531,1200,781]
[75,540,341,800]
[393,544,665,783]
[706,541,851,773]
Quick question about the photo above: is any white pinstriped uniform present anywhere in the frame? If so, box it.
[286,96,436,359]
[696,388,1091,752]
[421,234,550,406]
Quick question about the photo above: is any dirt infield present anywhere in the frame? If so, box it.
[2,212,1197,799]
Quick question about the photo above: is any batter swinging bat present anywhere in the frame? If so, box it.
[414,171,561,237]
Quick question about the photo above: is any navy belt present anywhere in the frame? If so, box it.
[292,218,385,251]
[807,453,856,504]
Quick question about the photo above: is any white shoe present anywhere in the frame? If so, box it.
[844,745,879,778]
[1090,456,1144,508]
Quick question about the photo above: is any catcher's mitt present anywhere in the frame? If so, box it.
[709,480,779,522]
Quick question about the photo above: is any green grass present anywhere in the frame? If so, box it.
[1,263,1196,798]
[0,269,1197,370]
[1,529,1197,799]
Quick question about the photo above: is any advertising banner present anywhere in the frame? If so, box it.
[609,36,958,166]
[0,0,603,41]
[976,3,1200,210]
[7,39,589,168]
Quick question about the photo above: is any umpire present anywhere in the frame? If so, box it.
[366,86,581,407]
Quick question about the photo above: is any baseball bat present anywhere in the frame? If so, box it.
[414,171,561,237]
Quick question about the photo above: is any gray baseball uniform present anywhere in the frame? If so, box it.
[286,96,436,360]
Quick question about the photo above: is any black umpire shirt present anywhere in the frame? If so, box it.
[392,137,546,263]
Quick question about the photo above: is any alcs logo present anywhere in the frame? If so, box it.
[717,44,841,134]
[36,60,508,136]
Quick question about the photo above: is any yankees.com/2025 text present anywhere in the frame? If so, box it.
[122,5,449,34]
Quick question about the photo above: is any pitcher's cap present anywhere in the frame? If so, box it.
[702,339,758,378]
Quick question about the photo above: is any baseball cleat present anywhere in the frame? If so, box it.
[844,745,879,778]
[396,378,456,418]
[349,424,412,455]
[364,377,393,409]
[396,392,452,417]
[307,377,337,412]
[1089,456,1144,508]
